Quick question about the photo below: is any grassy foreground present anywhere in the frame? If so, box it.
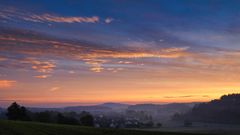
[0,120,211,135]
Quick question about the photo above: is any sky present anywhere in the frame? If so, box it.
[0,0,240,107]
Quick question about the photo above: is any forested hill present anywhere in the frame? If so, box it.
[175,94,240,124]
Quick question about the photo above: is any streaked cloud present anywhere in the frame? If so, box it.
[34,75,49,79]
[68,71,75,74]
[1,27,240,76]
[0,56,6,61]
[118,61,132,64]
[0,28,190,73]
[164,95,210,99]
[106,67,124,73]
[24,14,99,23]
[0,7,114,24]
[50,87,60,92]
[0,80,16,88]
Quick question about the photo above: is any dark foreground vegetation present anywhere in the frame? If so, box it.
[0,120,211,135]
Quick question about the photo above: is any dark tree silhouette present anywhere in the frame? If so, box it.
[34,111,52,123]
[57,113,79,125]
[80,113,94,127]
[6,102,30,121]
[5,102,95,126]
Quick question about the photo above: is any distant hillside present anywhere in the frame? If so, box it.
[28,103,129,113]
[26,102,197,114]
[128,104,159,111]
[28,105,114,113]
[28,107,61,112]
[127,103,196,123]
[99,102,129,110]
[63,105,112,113]
[128,103,195,114]
[26,102,196,123]
[175,94,240,124]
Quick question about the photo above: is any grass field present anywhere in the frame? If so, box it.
[0,120,212,135]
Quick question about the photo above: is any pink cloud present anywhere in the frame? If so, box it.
[26,14,99,23]
[0,80,16,88]
[0,8,99,24]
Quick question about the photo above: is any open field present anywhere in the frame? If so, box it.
[0,120,212,135]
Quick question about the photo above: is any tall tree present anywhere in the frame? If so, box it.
[6,102,30,121]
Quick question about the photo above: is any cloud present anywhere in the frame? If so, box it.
[90,67,104,73]
[0,56,6,61]
[0,28,190,73]
[118,61,132,64]
[106,67,124,73]
[50,87,60,92]
[1,27,240,80]
[0,7,115,24]
[34,75,49,79]
[25,14,99,23]
[164,95,210,99]
[21,58,55,73]
[84,59,107,73]
[68,71,75,74]
[3,27,240,75]
[73,46,190,72]
[19,58,55,78]
[0,8,99,24]
[0,80,16,88]
[104,17,114,24]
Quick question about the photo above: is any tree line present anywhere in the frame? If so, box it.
[6,102,94,126]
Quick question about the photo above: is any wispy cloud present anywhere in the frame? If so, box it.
[24,14,99,23]
[0,80,16,88]
[118,61,132,64]
[2,27,240,76]
[50,87,60,92]
[0,56,6,61]
[0,28,190,73]
[34,75,49,79]
[0,7,113,24]
[164,95,209,99]
[106,67,124,73]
